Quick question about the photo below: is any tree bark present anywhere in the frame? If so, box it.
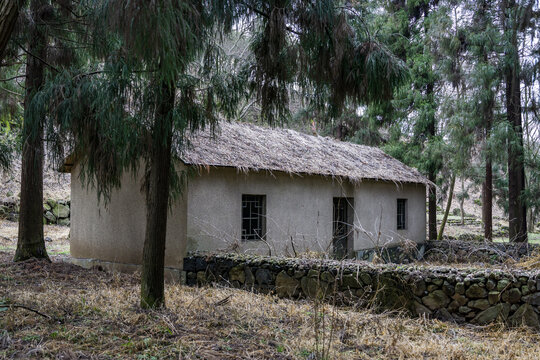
[482,69,494,241]
[480,5,494,242]
[427,80,437,241]
[459,178,465,225]
[140,80,175,309]
[423,3,437,241]
[504,0,527,243]
[428,175,437,240]
[437,174,455,241]
[0,0,20,61]
[483,156,493,241]
[14,0,49,262]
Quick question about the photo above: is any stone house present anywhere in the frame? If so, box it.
[61,121,429,274]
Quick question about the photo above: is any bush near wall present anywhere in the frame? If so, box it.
[424,240,536,264]
[184,252,540,328]
[356,240,537,265]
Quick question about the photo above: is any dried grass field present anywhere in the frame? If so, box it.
[0,222,540,359]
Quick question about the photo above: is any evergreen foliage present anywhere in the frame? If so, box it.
[29,0,408,307]
[2,0,539,307]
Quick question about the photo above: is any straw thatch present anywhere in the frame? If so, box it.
[181,121,430,185]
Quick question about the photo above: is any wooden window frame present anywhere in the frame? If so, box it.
[397,198,407,230]
[241,194,266,241]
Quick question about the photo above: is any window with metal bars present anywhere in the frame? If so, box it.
[241,195,266,240]
[397,199,407,230]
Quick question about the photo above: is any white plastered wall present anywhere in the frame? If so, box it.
[70,163,188,269]
[185,167,354,256]
[353,181,427,250]
[69,163,426,267]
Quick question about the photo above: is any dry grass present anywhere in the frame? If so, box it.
[180,121,429,185]
[0,220,70,258]
[1,248,540,359]
[516,249,540,270]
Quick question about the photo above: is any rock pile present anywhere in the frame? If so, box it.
[43,199,70,226]
[0,197,18,221]
[0,197,70,226]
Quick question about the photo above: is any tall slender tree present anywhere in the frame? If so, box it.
[502,0,530,242]
[12,0,91,260]
[14,0,49,261]
[369,0,442,240]
[466,0,500,241]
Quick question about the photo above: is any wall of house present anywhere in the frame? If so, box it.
[186,168,426,256]
[69,163,426,270]
[70,164,188,271]
[186,167,354,256]
[353,181,426,251]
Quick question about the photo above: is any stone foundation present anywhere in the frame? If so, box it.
[69,257,185,282]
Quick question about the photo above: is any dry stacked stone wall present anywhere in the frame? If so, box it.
[0,198,70,225]
[42,199,70,226]
[184,252,540,328]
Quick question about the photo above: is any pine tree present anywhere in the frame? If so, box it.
[466,0,501,241]
[36,0,407,308]
[12,0,96,260]
[369,0,443,240]
[435,1,470,240]
[14,0,49,261]
[501,0,531,242]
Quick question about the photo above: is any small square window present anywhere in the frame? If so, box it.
[397,199,407,230]
[242,195,266,240]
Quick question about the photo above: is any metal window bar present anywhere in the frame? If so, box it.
[242,195,266,240]
[397,199,407,230]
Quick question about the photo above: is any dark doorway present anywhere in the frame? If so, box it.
[333,197,354,259]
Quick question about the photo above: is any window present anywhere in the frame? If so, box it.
[242,195,266,240]
[397,199,407,230]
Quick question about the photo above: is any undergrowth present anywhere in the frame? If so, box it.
[1,250,540,359]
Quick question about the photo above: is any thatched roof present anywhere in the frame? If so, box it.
[181,121,430,185]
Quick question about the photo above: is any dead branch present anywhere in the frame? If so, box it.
[5,304,52,320]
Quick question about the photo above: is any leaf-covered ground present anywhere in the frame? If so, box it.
[1,226,540,359]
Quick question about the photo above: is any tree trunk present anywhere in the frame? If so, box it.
[14,0,48,262]
[424,6,438,242]
[437,174,455,240]
[477,0,495,242]
[0,0,20,61]
[483,157,493,241]
[504,0,527,243]
[527,208,535,233]
[460,178,465,225]
[140,80,175,309]
[428,174,437,240]
[482,64,494,241]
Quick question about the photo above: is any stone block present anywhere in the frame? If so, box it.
[466,284,487,299]
[422,290,450,311]
[276,271,300,298]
